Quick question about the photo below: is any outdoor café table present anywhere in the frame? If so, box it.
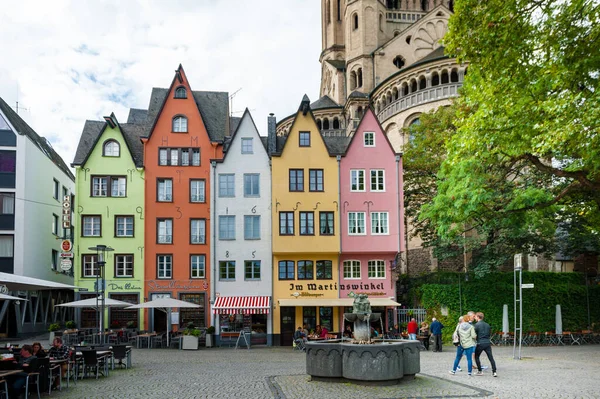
[136,333,156,349]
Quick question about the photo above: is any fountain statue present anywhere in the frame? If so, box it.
[305,294,420,384]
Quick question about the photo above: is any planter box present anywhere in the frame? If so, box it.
[181,335,199,350]
[205,334,213,348]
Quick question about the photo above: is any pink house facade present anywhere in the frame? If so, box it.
[339,108,404,330]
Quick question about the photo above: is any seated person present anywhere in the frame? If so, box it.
[31,342,46,358]
[47,337,69,389]
[316,325,328,339]
[294,326,306,342]
[391,323,400,338]
[7,345,37,398]
[343,325,353,338]
[370,326,379,338]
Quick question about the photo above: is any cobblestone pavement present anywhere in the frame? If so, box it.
[14,339,600,398]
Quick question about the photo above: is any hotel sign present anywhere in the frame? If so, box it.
[62,195,71,229]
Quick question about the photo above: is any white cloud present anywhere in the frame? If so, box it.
[0,0,322,165]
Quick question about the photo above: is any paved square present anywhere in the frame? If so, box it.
[22,341,600,398]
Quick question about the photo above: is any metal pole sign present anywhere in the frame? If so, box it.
[521,283,534,289]
[62,195,72,229]
[513,254,523,360]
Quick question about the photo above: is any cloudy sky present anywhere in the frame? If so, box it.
[0,0,322,166]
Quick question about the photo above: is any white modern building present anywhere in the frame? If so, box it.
[210,110,273,345]
[0,96,75,336]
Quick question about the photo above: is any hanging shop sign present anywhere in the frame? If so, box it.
[60,258,72,271]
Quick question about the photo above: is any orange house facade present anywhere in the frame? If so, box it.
[142,65,226,331]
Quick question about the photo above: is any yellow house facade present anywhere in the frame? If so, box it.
[271,96,344,346]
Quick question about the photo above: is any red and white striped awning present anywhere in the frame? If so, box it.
[212,296,271,315]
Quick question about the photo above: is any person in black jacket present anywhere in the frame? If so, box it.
[474,312,498,377]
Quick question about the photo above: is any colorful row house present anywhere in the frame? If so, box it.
[270,97,403,345]
[72,67,403,346]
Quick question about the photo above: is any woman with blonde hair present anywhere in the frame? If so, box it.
[449,314,477,376]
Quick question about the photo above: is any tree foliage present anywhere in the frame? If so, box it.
[419,0,600,271]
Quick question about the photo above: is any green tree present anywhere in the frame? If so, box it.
[420,0,600,273]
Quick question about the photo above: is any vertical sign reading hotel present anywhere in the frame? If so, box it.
[62,195,71,230]
[61,195,73,271]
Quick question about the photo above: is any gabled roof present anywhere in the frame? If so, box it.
[325,59,346,70]
[220,109,265,161]
[343,106,399,156]
[310,95,342,110]
[71,117,144,168]
[0,96,74,181]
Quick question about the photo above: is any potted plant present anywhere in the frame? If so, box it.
[205,326,215,348]
[48,323,61,342]
[126,320,137,330]
[65,321,77,332]
[181,322,200,350]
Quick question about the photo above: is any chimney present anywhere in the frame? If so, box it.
[268,113,276,156]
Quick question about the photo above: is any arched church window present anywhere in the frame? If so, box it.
[408,117,421,144]
[410,79,417,92]
[353,13,359,30]
[337,0,341,21]
[450,69,459,83]
[402,83,409,96]
[421,0,428,11]
[419,76,426,90]
[333,118,340,129]
[392,87,398,101]
[323,118,330,130]
[432,72,439,86]
[356,106,363,119]
[441,70,449,84]
[350,71,357,90]
[357,68,363,87]
[317,119,322,130]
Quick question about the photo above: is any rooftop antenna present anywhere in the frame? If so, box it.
[229,88,242,117]
[15,83,30,114]
[231,108,255,115]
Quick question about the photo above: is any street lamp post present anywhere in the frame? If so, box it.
[89,245,113,344]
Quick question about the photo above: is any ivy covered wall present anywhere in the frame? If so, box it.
[408,272,600,342]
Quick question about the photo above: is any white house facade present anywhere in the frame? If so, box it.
[210,110,273,346]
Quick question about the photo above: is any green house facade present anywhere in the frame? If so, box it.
[72,114,145,330]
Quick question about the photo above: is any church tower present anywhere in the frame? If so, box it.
[320,0,346,105]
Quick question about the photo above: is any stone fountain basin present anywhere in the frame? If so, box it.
[305,339,420,383]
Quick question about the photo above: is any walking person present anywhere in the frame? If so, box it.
[430,317,444,352]
[420,321,430,350]
[407,318,418,340]
[474,312,498,377]
[449,314,477,376]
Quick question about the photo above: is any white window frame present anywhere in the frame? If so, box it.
[157,219,173,244]
[219,260,236,280]
[364,132,375,147]
[172,116,188,132]
[218,174,235,197]
[343,260,361,279]
[218,215,236,240]
[241,138,253,154]
[52,214,59,235]
[190,255,206,278]
[244,260,261,280]
[190,180,205,203]
[82,254,99,277]
[244,215,260,240]
[111,177,126,197]
[104,140,120,156]
[350,170,365,192]
[92,177,108,197]
[157,179,173,202]
[159,149,168,165]
[370,169,385,192]
[116,216,134,237]
[243,174,260,197]
[368,260,386,279]
[370,212,389,235]
[82,216,101,237]
[190,219,206,244]
[115,254,133,277]
[157,255,173,279]
[348,212,366,235]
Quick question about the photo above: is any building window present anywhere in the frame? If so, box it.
[190,219,206,244]
[370,170,385,191]
[159,149,168,165]
[159,147,200,166]
[52,214,59,235]
[319,212,334,235]
[343,260,361,279]
[279,212,294,235]
[348,212,366,235]
[82,216,101,237]
[219,260,236,280]
[371,212,389,235]
[181,149,190,166]
[353,13,359,29]
[115,254,134,277]
[303,307,317,331]
[157,178,173,202]
[115,216,134,237]
[172,116,188,132]
[170,148,178,165]
[218,174,235,197]
[157,255,173,279]
[241,138,253,154]
[103,140,120,157]
[157,219,173,244]
[289,169,304,192]
[244,260,261,280]
[0,193,14,215]
[218,215,236,240]
[299,131,311,147]
[192,149,200,166]
[298,260,314,280]
[82,254,99,277]
[174,86,187,99]
[190,179,205,203]
[51,249,58,271]
[244,215,260,240]
[368,260,386,278]
[364,132,375,147]
[316,260,333,280]
[278,260,294,280]
[350,170,365,191]
[53,179,59,200]
[299,212,314,235]
[309,169,324,192]
[190,255,206,278]
[91,176,126,197]
[243,174,259,197]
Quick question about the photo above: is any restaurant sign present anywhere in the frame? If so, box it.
[147,280,208,291]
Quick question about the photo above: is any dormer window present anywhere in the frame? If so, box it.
[172,116,188,133]
[364,132,375,147]
[103,140,120,157]
[174,87,187,99]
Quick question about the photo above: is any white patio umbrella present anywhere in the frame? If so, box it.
[502,304,509,336]
[0,293,28,301]
[126,298,201,346]
[56,297,133,343]
[555,304,563,335]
